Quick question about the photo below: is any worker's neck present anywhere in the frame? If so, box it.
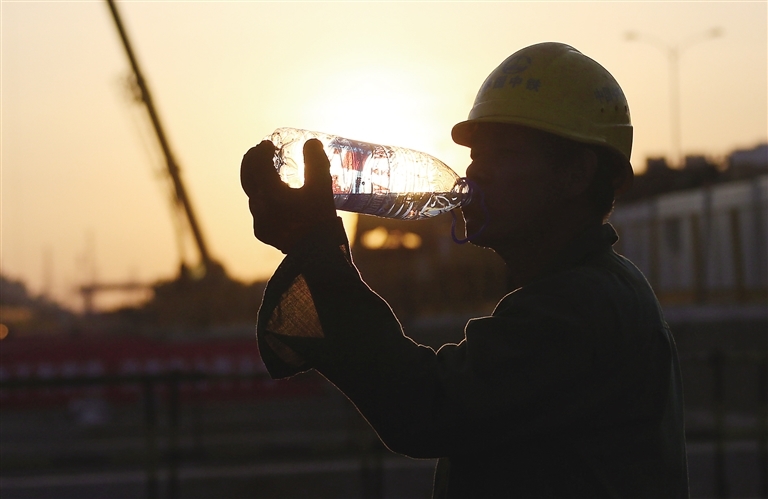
[496,213,601,290]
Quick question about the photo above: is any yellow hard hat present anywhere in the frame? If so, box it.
[452,42,633,192]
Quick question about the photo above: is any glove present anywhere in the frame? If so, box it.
[240,139,337,254]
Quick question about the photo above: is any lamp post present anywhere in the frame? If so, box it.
[625,28,723,167]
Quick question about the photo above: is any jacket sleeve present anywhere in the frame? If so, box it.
[256,218,656,458]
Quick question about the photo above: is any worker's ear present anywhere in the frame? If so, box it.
[560,147,598,199]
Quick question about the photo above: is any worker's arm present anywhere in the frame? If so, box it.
[255,217,654,459]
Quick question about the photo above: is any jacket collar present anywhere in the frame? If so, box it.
[537,223,618,280]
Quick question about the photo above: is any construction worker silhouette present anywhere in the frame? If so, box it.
[241,42,689,498]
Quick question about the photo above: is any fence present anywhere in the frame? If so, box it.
[1,350,766,499]
[681,350,768,498]
[0,369,425,499]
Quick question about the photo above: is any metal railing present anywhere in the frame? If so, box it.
[680,350,768,498]
[2,351,767,498]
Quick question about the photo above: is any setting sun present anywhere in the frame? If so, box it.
[2,1,765,310]
[308,65,440,148]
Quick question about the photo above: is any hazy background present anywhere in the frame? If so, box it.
[2,1,767,310]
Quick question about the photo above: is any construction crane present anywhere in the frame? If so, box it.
[105,0,217,277]
[75,0,266,326]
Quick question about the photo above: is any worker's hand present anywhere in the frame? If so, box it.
[240,139,337,254]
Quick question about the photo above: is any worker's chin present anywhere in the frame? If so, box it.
[463,211,490,243]
[471,236,497,250]
[464,223,492,247]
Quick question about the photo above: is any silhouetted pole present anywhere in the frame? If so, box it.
[106,0,214,274]
[625,28,723,168]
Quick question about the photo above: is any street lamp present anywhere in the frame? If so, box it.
[625,27,723,167]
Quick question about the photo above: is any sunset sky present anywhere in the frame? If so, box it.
[2,1,767,310]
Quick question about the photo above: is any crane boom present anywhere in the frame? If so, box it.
[106,0,214,273]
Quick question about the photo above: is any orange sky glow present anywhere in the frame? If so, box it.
[2,1,766,310]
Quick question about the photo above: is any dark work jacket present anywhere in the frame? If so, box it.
[257,219,690,498]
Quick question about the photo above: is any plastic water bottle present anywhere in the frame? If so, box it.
[266,128,472,220]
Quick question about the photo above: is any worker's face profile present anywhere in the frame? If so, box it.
[464,123,566,249]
